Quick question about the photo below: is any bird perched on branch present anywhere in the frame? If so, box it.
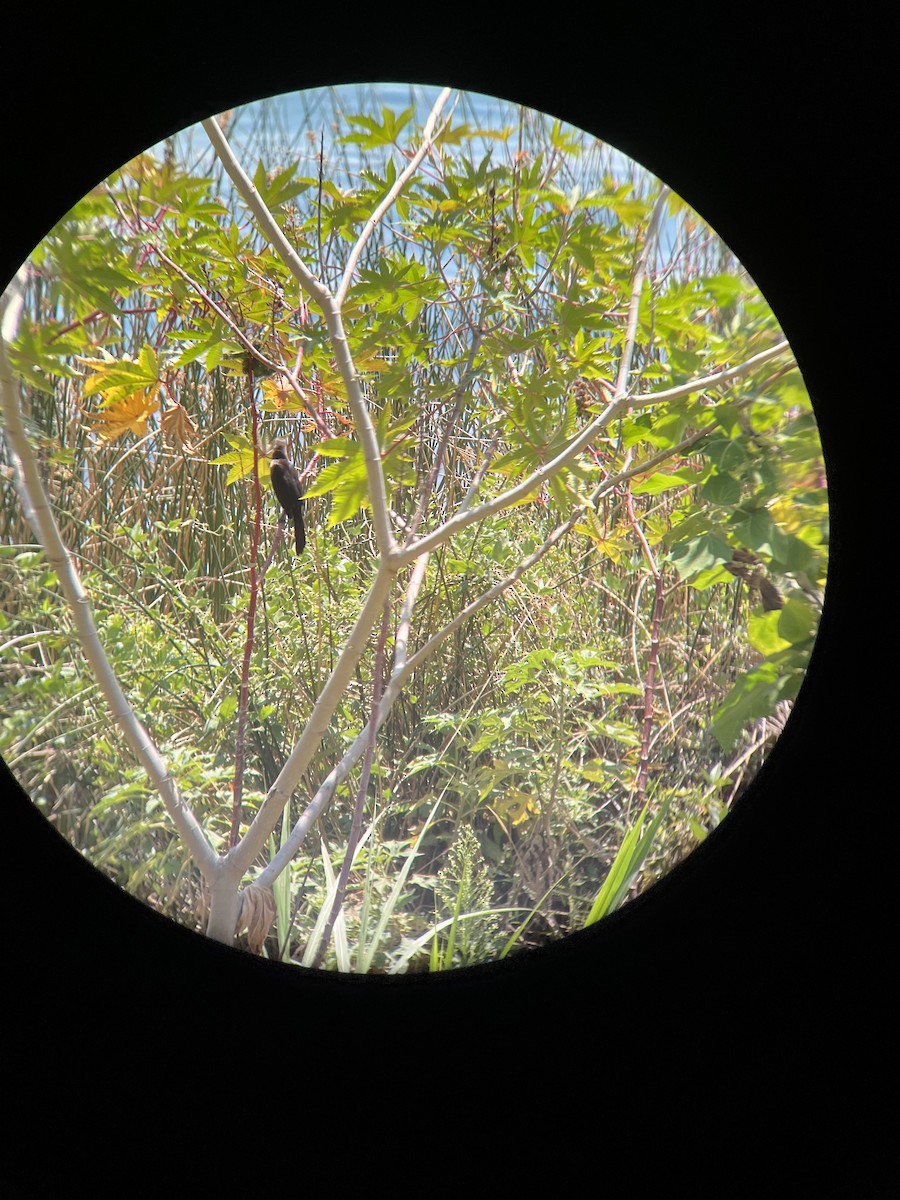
[268,438,305,554]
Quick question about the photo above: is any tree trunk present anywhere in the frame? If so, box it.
[205,876,242,946]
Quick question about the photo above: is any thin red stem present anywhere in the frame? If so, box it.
[230,368,264,848]
[312,597,392,968]
[625,485,664,806]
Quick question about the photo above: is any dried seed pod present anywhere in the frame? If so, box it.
[236,883,277,954]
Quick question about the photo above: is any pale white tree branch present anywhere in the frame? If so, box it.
[202,100,471,853]
[616,185,670,397]
[201,117,332,312]
[335,87,453,309]
[1,269,218,874]
[626,340,793,409]
[247,342,783,896]
[203,114,402,559]
[255,554,426,888]
[389,337,794,568]
[390,389,624,566]
[324,307,397,557]
[200,104,489,930]
[394,555,430,672]
[225,564,397,881]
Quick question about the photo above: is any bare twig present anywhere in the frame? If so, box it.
[335,88,452,309]
[228,567,397,880]
[203,114,396,559]
[407,302,488,540]
[392,335,793,569]
[230,369,264,848]
[148,241,329,438]
[311,596,392,968]
[616,186,670,399]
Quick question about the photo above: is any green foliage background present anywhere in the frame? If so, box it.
[0,85,827,970]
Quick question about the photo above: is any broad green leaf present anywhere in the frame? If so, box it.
[777,597,817,645]
[730,510,786,557]
[711,662,783,749]
[315,436,359,459]
[702,274,747,307]
[748,610,791,656]
[669,532,734,579]
[630,469,697,496]
[210,434,259,484]
[304,449,371,526]
[711,645,808,749]
[701,471,742,506]
[339,105,416,149]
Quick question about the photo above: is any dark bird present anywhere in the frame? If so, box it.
[268,438,305,554]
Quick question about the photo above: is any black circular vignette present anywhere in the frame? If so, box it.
[1,16,892,1198]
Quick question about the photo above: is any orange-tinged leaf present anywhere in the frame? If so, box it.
[160,401,199,453]
[81,389,160,443]
[258,374,315,414]
[318,371,346,399]
[77,346,161,404]
[260,375,293,411]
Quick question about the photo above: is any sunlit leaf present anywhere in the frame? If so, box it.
[80,389,160,443]
[210,434,259,484]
